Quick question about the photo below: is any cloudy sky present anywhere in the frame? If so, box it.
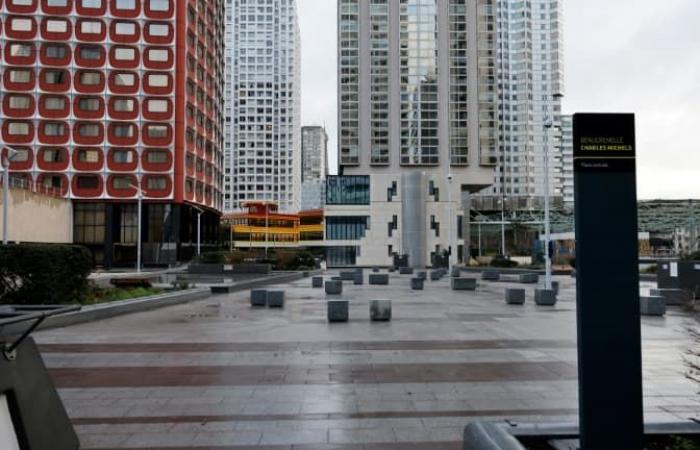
[298,0,700,199]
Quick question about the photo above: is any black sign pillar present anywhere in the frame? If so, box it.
[573,113,643,449]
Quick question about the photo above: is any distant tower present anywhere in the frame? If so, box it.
[301,126,328,182]
[224,0,301,212]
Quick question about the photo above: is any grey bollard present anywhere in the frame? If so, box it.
[399,267,414,275]
[312,276,324,288]
[369,274,389,285]
[327,300,349,322]
[650,288,692,306]
[340,271,356,281]
[451,277,477,291]
[481,270,500,281]
[519,273,539,284]
[353,272,364,285]
[370,299,392,321]
[534,289,557,306]
[325,280,343,295]
[463,422,525,450]
[552,281,560,295]
[267,290,285,308]
[250,289,267,307]
[411,278,424,290]
[416,271,427,281]
[451,267,462,278]
[372,267,380,273]
[430,270,442,281]
[505,288,526,305]
[640,296,666,316]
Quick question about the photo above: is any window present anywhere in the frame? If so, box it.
[146,125,168,138]
[11,18,33,32]
[112,149,133,163]
[115,22,136,35]
[43,148,64,162]
[146,150,168,163]
[81,0,101,8]
[9,69,31,83]
[44,122,65,136]
[80,71,101,85]
[146,99,168,113]
[146,48,168,62]
[149,0,168,11]
[11,0,33,4]
[147,177,167,190]
[74,203,105,244]
[113,98,134,112]
[10,43,32,57]
[46,19,68,32]
[326,217,369,240]
[45,45,67,58]
[9,148,30,162]
[78,124,99,137]
[79,46,101,60]
[326,176,370,205]
[77,148,99,162]
[115,0,135,9]
[78,97,99,111]
[114,47,135,61]
[112,124,134,137]
[148,23,169,36]
[80,21,102,34]
[44,96,66,110]
[147,73,168,87]
[8,122,30,136]
[76,176,99,189]
[112,176,132,189]
[47,0,67,6]
[42,175,63,189]
[120,204,137,243]
[8,95,31,109]
[44,70,66,84]
[113,72,135,86]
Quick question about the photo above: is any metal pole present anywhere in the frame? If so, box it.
[478,221,482,258]
[543,112,552,290]
[197,210,202,256]
[446,173,453,269]
[2,158,9,246]
[136,189,142,273]
[265,204,269,258]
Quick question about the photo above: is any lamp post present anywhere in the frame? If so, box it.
[129,182,143,273]
[2,148,19,245]
[192,205,204,256]
[446,172,454,270]
[543,92,564,290]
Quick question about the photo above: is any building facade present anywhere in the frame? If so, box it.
[223,0,301,213]
[301,125,328,182]
[331,0,497,267]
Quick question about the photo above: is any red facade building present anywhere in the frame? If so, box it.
[0,0,225,266]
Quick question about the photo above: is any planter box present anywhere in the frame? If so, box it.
[411,278,424,290]
[250,289,267,307]
[452,278,477,291]
[370,299,392,321]
[353,272,364,285]
[188,264,224,274]
[505,288,526,305]
[640,296,666,316]
[231,264,271,275]
[312,276,324,288]
[481,271,500,281]
[325,280,343,295]
[534,289,557,306]
[650,288,692,306]
[519,273,539,284]
[340,271,356,281]
[328,300,349,322]
[399,267,414,275]
[267,290,285,308]
[369,274,389,285]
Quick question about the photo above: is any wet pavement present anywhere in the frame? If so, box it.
[35,270,700,449]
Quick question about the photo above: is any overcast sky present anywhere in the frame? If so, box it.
[298,0,700,199]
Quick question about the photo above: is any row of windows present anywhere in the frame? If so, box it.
[7,146,171,165]
[4,94,172,115]
[1,0,172,14]
[5,42,174,66]
[1,17,173,42]
[4,68,172,92]
[4,121,172,139]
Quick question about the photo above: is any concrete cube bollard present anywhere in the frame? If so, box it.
[267,290,285,308]
[340,271,356,281]
[325,280,343,295]
[331,276,343,281]
[640,296,666,316]
[416,271,427,281]
[505,288,526,305]
[353,272,364,285]
[369,274,389,285]
[650,288,692,306]
[534,289,557,306]
[388,267,396,273]
[370,299,392,321]
[250,289,267,307]
[481,271,500,281]
[451,267,462,278]
[372,267,380,273]
[411,278,424,290]
[327,300,349,322]
[399,267,414,275]
[519,273,539,284]
[451,278,477,291]
[430,270,442,281]
[551,281,560,295]
[312,276,324,288]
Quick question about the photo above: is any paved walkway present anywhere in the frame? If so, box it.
[35,271,700,449]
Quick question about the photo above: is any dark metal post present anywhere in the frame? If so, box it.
[573,113,643,449]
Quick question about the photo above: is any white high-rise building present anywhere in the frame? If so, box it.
[480,0,565,208]
[224,0,301,213]
[301,126,328,183]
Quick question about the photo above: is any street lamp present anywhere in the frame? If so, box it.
[446,172,454,270]
[129,182,143,273]
[192,205,204,256]
[543,92,564,291]
[2,148,20,245]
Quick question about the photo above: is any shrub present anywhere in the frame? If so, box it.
[0,244,93,305]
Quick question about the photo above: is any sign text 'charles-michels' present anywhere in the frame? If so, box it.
[574,113,636,172]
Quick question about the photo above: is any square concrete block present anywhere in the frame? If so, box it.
[267,290,285,308]
[210,285,232,294]
[451,267,462,278]
[640,296,666,316]
[312,276,324,288]
[534,289,557,306]
[481,271,500,281]
[372,267,380,273]
[353,272,364,285]
[327,300,349,322]
[430,270,442,281]
[411,278,424,290]
[519,273,539,284]
[505,288,526,305]
[340,271,356,281]
[416,271,427,281]
[552,281,560,295]
[369,274,389,285]
[650,288,692,306]
[250,289,267,307]
[451,278,477,291]
[325,280,343,295]
[370,299,392,321]
[399,267,414,275]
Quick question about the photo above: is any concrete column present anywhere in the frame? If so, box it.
[401,171,426,268]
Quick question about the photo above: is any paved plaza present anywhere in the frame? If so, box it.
[35,270,700,449]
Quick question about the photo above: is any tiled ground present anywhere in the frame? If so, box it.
[35,270,700,449]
